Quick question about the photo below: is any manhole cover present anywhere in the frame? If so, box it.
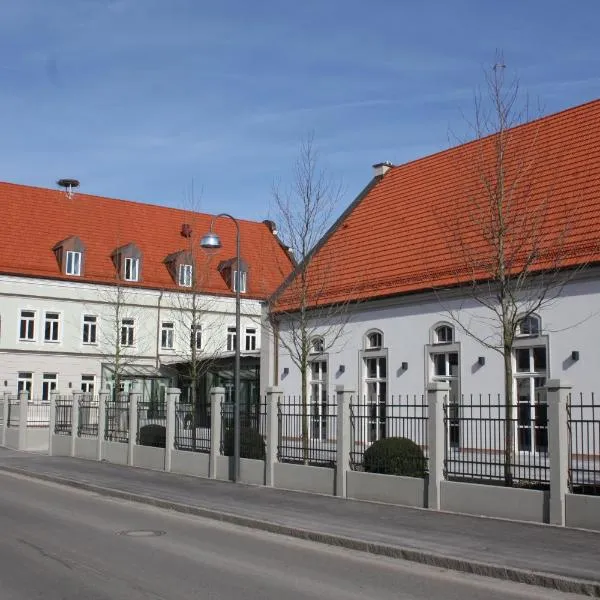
[117,530,166,538]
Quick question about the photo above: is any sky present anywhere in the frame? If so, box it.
[1,0,599,224]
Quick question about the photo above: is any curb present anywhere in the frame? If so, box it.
[2,465,599,597]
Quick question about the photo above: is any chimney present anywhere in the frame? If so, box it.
[372,162,393,178]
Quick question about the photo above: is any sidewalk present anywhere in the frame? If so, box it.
[1,448,599,596]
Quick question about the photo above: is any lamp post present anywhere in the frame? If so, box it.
[200,214,241,483]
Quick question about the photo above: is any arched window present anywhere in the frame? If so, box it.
[365,330,383,350]
[517,315,541,336]
[433,324,454,344]
[310,337,324,353]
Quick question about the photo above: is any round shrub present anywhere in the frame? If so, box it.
[139,424,166,448]
[223,427,266,460]
[363,437,426,478]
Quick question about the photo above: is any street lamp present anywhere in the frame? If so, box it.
[200,214,241,483]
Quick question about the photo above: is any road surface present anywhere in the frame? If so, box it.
[0,472,582,599]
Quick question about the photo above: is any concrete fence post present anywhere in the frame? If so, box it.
[165,387,180,472]
[547,379,571,526]
[336,386,354,498]
[97,388,109,461]
[18,390,29,451]
[209,387,225,479]
[2,393,9,447]
[128,382,141,467]
[71,392,82,458]
[48,390,59,456]
[427,381,449,511]
[265,386,282,487]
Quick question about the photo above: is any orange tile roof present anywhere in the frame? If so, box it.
[0,182,294,299]
[274,99,600,310]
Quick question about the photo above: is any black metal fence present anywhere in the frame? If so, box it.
[220,401,267,459]
[174,401,211,453]
[350,395,428,477]
[443,394,549,487]
[55,398,73,435]
[568,392,600,495]
[277,397,337,467]
[105,397,129,442]
[137,399,166,440]
[7,399,19,427]
[27,401,50,428]
[78,396,99,438]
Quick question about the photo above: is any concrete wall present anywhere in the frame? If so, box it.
[51,434,71,456]
[4,428,19,449]
[347,471,426,507]
[103,441,128,465]
[239,458,265,486]
[26,428,49,452]
[565,494,600,531]
[75,437,97,460]
[274,463,335,495]
[133,446,166,471]
[216,455,232,481]
[441,480,548,523]
[171,450,210,478]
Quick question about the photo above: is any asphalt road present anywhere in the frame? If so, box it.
[0,472,583,600]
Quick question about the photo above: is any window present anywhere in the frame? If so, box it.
[434,325,454,344]
[245,328,257,351]
[124,257,139,282]
[161,322,174,349]
[44,312,60,342]
[227,326,237,351]
[233,270,247,293]
[19,310,35,341]
[365,356,387,442]
[81,375,95,394]
[17,372,32,397]
[311,337,324,353]
[430,351,460,447]
[310,359,328,441]
[178,264,193,287]
[518,315,541,336]
[121,318,134,346]
[83,315,97,344]
[66,251,82,276]
[42,373,57,401]
[191,324,202,350]
[365,330,383,350]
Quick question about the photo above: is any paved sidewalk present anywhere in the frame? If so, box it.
[1,448,599,596]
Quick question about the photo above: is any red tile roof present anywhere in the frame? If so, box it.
[0,183,294,299]
[274,99,600,310]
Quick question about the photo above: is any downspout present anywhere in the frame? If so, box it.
[155,289,163,369]
[273,319,279,385]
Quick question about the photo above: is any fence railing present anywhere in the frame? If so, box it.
[350,395,428,476]
[55,398,73,436]
[137,400,167,441]
[78,395,99,438]
[443,394,549,487]
[277,397,337,467]
[568,392,600,495]
[27,401,50,428]
[174,402,211,453]
[7,399,19,427]
[105,398,129,442]
[220,401,267,458]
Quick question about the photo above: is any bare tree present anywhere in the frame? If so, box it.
[441,54,587,484]
[269,135,352,461]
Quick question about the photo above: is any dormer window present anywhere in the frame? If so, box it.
[66,251,82,276]
[218,258,249,294]
[53,236,85,277]
[233,269,246,293]
[112,243,142,282]
[518,315,541,336]
[124,257,139,282]
[179,264,193,287]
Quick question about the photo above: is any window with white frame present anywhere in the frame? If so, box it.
[364,355,387,442]
[517,314,541,336]
[44,312,60,342]
[81,375,95,394]
[365,330,383,350]
[245,327,257,351]
[66,251,82,276]
[17,372,32,396]
[121,318,135,346]
[227,326,237,351]
[311,337,324,353]
[433,324,454,344]
[232,270,247,293]
[82,315,97,344]
[19,310,35,341]
[191,323,202,350]
[124,257,139,282]
[310,358,328,441]
[179,264,193,287]
[161,322,174,349]
[42,373,57,401]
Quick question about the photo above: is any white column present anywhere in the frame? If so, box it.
[48,390,59,456]
[547,379,571,526]
[209,387,225,479]
[71,392,82,458]
[336,386,354,498]
[1,393,9,447]
[18,390,28,451]
[265,386,282,487]
[97,389,109,461]
[165,387,180,472]
[427,381,449,511]
[128,382,141,467]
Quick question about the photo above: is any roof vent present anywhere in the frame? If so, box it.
[372,162,393,177]
[263,219,278,235]
[57,178,80,199]
[181,224,192,238]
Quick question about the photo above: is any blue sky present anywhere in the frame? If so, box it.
[1,0,599,222]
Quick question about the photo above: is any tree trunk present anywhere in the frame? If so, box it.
[503,346,514,486]
[301,362,309,465]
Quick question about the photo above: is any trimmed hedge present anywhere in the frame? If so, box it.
[223,427,266,460]
[363,436,426,478]
[138,424,166,448]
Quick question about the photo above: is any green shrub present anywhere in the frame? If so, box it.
[139,424,166,448]
[223,427,266,460]
[363,437,426,478]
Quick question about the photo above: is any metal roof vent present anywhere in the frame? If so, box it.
[372,162,393,177]
[57,178,80,199]
[263,219,278,235]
